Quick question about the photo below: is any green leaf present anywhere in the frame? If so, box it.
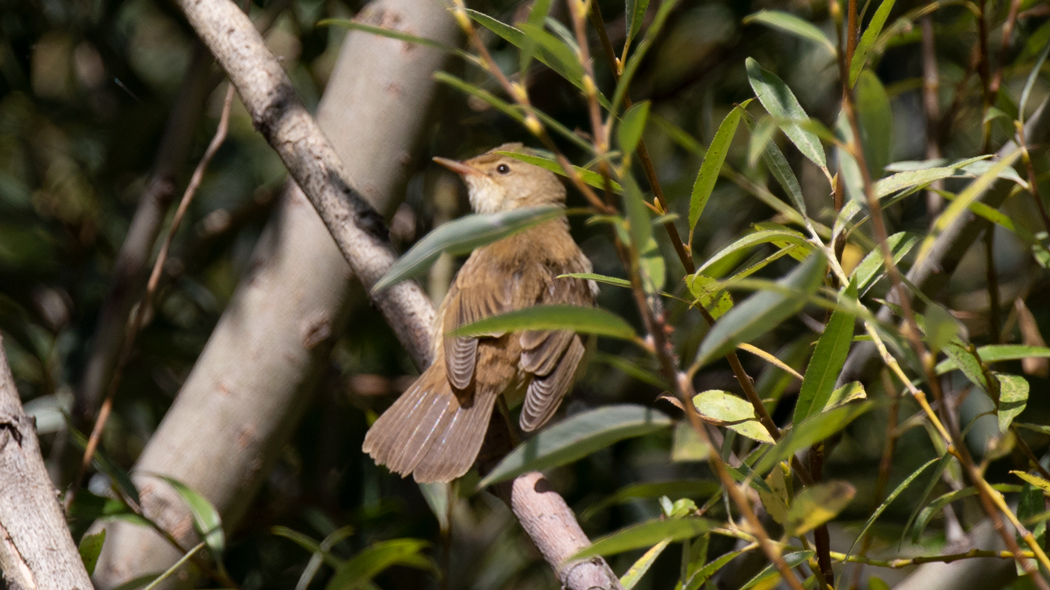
[1019,33,1050,123]
[680,547,754,590]
[67,426,140,506]
[612,0,680,113]
[755,402,871,474]
[583,480,721,520]
[942,341,996,395]
[935,345,1050,374]
[624,174,653,254]
[739,550,813,590]
[568,518,714,561]
[434,71,526,125]
[747,116,807,216]
[624,0,651,51]
[478,405,672,487]
[79,530,106,576]
[784,481,855,536]
[794,283,857,423]
[1012,471,1050,496]
[696,229,811,276]
[327,539,434,590]
[875,167,956,198]
[685,274,733,320]
[671,422,712,462]
[849,0,897,86]
[496,150,623,192]
[1018,481,1047,575]
[849,232,918,295]
[639,236,666,295]
[519,0,553,72]
[693,252,826,370]
[155,476,225,558]
[847,457,939,556]
[418,482,451,532]
[559,272,630,288]
[449,305,636,340]
[743,10,835,54]
[373,206,564,292]
[620,539,671,590]
[318,19,463,56]
[746,58,827,173]
[692,390,774,443]
[690,106,743,234]
[854,70,893,179]
[997,373,1029,433]
[620,101,651,156]
[917,149,1022,264]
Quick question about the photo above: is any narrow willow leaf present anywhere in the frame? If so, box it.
[1012,471,1050,495]
[936,345,1050,374]
[912,485,1021,542]
[739,550,813,590]
[519,0,553,72]
[942,341,996,395]
[594,352,669,389]
[746,58,827,173]
[827,381,866,408]
[79,530,106,576]
[620,101,652,156]
[624,0,651,51]
[450,305,637,341]
[620,540,671,590]
[67,426,141,506]
[901,454,952,545]
[1018,482,1047,575]
[755,403,871,474]
[496,151,624,192]
[680,547,754,590]
[639,236,666,295]
[923,304,960,355]
[785,481,855,536]
[693,390,774,443]
[849,0,897,86]
[794,282,857,423]
[696,229,811,275]
[568,518,714,561]
[155,475,225,557]
[850,232,918,295]
[743,10,835,54]
[624,174,653,253]
[327,540,434,590]
[875,167,956,197]
[917,149,1022,264]
[997,373,1029,432]
[836,110,865,203]
[693,252,826,370]
[847,457,939,556]
[612,0,680,114]
[479,405,672,487]
[690,106,743,234]
[855,70,893,179]
[559,272,630,288]
[758,467,790,524]
[1020,38,1050,123]
[746,116,807,216]
[318,19,463,55]
[373,206,564,292]
[583,481,721,520]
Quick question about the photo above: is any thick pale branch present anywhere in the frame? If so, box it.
[0,335,93,590]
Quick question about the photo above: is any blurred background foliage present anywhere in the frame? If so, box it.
[3,0,1050,587]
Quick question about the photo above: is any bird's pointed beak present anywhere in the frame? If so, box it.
[433,156,483,177]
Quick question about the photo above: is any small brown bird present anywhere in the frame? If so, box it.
[362,144,597,483]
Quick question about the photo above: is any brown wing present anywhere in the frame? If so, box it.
[519,260,596,432]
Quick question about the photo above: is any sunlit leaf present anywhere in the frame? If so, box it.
[997,373,1029,432]
[374,206,564,292]
[568,518,714,561]
[936,345,1050,374]
[744,10,835,54]
[696,229,811,276]
[746,58,827,174]
[479,405,672,487]
[855,70,893,179]
[450,305,636,340]
[785,481,855,536]
[624,174,653,255]
[680,547,754,590]
[739,550,813,590]
[690,105,743,234]
[1020,37,1050,123]
[795,282,857,423]
[1012,471,1050,496]
[612,0,680,113]
[849,0,897,86]
[693,390,774,443]
[755,402,871,474]
[758,467,790,524]
[850,232,918,295]
[685,275,733,319]
[848,458,938,556]
[746,116,807,216]
[624,0,651,52]
[154,476,225,558]
[923,304,960,355]
[693,252,826,370]
[620,539,671,589]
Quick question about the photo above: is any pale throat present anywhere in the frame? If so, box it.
[465,178,509,214]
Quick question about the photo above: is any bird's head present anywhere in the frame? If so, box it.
[433,143,566,214]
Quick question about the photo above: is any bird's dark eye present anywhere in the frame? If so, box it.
[496,164,511,174]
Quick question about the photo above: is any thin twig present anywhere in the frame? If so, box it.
[73,84,238,496]
[921,17,945,218]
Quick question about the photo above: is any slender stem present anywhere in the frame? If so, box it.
[921,17,945,219]
[142,542,207,590]
[1016,121,1050,236]
[985,227,1001,343]
[72,84,238,496]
